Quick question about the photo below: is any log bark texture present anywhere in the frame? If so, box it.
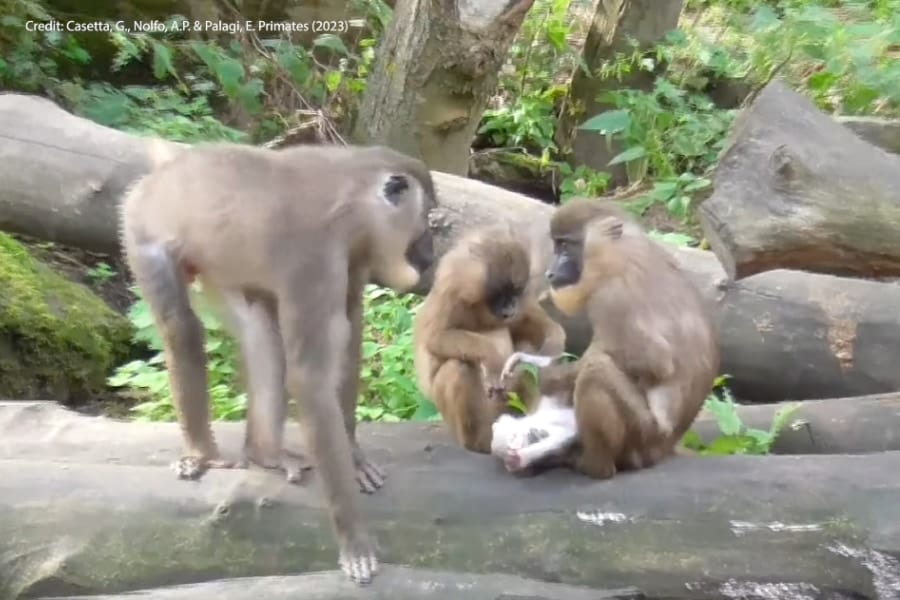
[699,80,900,281]
[6,93,900,401]
[350,0,536,175]
[1,402,899,599]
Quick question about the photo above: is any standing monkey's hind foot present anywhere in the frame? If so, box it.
[244,446,313,485]
[339,534,379,585]
[352,445,386,494]
[173,456,243,480]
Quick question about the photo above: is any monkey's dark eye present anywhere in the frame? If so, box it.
[383,174,410,204]
[554,239,569,253]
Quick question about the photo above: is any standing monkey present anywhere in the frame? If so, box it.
[412,226,566,453]
[494,199,719,478]
[119,142,436,584]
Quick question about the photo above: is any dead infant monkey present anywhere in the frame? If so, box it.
[412,225,566,453]
[493,200,719,478]
[119,142,436,584]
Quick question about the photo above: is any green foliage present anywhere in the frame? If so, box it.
[682,375,802,455]
[557,164,611,202]
[107,284,438,423]
[86,261,116,284]
[578,78,733,214]
[479,87,566,158]
[676,0,900,116]
[1,2,383,143]
[357,285,438,423]
[107,286,246,421]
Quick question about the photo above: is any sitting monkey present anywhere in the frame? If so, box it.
[412,225,565,454]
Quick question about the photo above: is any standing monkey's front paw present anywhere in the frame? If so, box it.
[173,455,242,480]
[338,533,379,584]
[352,445,386,494]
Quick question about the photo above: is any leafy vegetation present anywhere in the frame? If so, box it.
[683,376,802,455]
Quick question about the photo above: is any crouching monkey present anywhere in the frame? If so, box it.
[119,142,437,584]
[494,199,719,478]
[412,225,566,454]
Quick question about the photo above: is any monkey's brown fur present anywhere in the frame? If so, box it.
[544,198,719,478]
[119,142,436,584]
[413,226,566,453]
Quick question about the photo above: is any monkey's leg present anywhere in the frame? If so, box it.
[128,245,238,479]
[570,356,629,480]
[278,275,377,584]
[339,270,385,494]
[432,359,499,454]
[225,293,310,484]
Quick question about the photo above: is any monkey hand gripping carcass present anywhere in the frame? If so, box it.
[412,225,566,454]
[490,199,719,479]
[119,141,437,584]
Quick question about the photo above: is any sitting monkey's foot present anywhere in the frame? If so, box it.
[173,455,241,480]
[339,533,379,585]
[352,445,386,494]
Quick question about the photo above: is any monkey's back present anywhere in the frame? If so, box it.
[592,237,719,430]
[121,143,367,291]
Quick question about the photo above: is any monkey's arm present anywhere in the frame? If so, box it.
[538,359,582,394]
[510,302,566,355]
[624,325,675,383]
[426,329,507,370]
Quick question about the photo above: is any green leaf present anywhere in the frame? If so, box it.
[314,34,350,56]
[215,57,245,98]
[705,435,751,456]
[704,396,743,436]
[151,41,175,80]
[578,109,630,134]
[680,429,705,451]
[608,146,647,166]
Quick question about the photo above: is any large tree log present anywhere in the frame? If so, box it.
[699,80,900,281]
[1,403,898,599]
[350,0,537,175]
[5,93,900,402]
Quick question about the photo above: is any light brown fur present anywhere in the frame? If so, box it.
[541,198,719,478]
[119,141,436,584]
[412,226,566,453]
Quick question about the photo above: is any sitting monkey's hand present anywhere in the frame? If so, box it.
[500,351,525,385]
[481,363,508,403]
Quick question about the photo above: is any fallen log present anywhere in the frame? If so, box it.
[1,403,898,600]
[49,568,640,600]
[5,93,900,402]
[699,80,900,281]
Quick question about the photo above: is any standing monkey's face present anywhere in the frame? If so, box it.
[370,170,436,292]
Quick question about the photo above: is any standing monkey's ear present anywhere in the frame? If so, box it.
[381,174,411,206]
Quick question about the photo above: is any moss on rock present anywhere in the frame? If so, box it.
[0,233,133,402]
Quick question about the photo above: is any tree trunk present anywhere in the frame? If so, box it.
[2,402,898,600]
[350,0,536,174]
[554,0,685,186]
[699,80,900,281]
